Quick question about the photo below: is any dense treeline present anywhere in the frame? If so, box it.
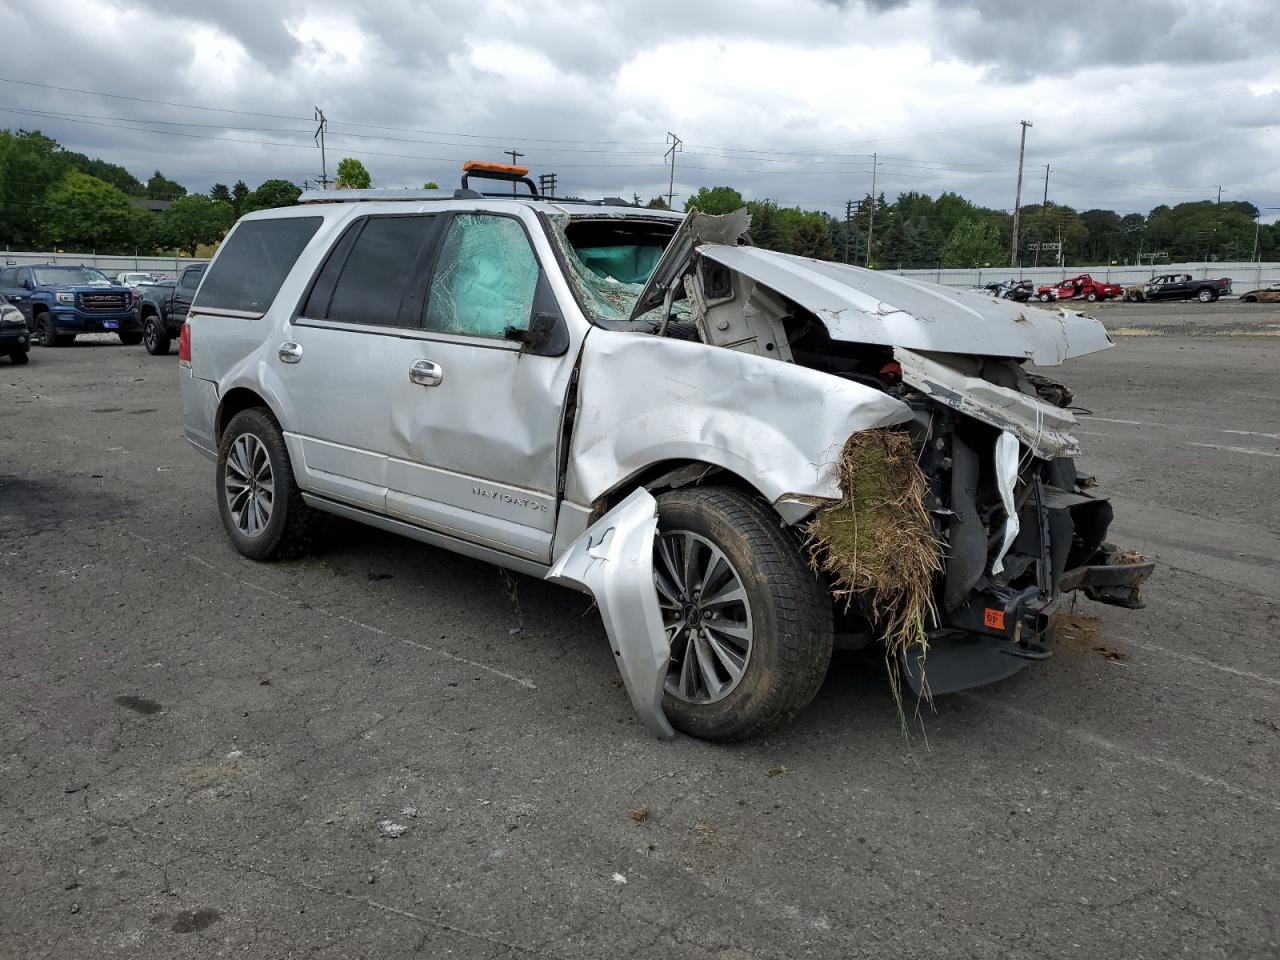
[0,129,302,256]
[3,127,1277,267]
[674,186,1280,269]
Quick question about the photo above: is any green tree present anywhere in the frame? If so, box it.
[940,217,1004,267]
[231,180,250,217]
[41,171,153,252]
[335,157,371,189]
[244,179,302,212]
[683,186,744,215]
[423,181,440,190]
[209,183,232,205]
[645,196,669,210]
[0,129,75,247]
[146,170,187,201]
[159,194,234,256]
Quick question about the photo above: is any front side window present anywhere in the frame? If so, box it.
[424,214,538,338]
[196,216,322,315]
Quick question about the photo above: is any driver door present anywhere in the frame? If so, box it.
[383,211,577,564]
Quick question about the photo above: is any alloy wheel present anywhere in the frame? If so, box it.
[223,433,275,537]
[654,529,754,704]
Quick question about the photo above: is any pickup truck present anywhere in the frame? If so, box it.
[1035,274,1123,303]
[1124,273,1232,303]
[137,262,206,355]
[0,263,141,346]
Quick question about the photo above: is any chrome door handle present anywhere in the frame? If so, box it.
[278,341,303,364]
[409,358,443,386]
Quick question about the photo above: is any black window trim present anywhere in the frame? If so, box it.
[292,208,562,352]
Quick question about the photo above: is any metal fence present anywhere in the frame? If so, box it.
[2,250,207,275]
[6,248,1279,293]
[890,261,1280,291]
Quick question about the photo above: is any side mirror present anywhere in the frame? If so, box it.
[505,311,559,352]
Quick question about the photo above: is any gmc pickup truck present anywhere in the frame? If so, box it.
[0,264,141,346]
[137,263,206,355]
[1124,274,1232,303]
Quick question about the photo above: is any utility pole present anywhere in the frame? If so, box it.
[313,108,329,188]
[1216,185,1222,205]
[664,132,682,210]
[864,153,878,268]
[538,172,557,197]
[505,150,525,196]
[1034,163,1050,267]
[1010,120,1032,268]
[844,199,855,264]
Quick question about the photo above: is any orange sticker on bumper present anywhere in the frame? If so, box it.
[983,608,1006,630]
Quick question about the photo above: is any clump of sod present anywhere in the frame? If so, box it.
[807,429,943,723]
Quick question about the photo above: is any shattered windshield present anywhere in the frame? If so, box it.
[544,213,682,325]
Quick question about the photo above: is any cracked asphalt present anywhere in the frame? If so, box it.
[2,308,1278,959]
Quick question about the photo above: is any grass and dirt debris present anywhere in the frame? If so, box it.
[807,429,943,721]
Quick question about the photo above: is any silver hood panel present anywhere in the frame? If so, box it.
[697,245,1114,367]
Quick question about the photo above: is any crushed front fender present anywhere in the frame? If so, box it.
[545,488,674,739]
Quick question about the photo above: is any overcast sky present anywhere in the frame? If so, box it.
[1,0,1277,219]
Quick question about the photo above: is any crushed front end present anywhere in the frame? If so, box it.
[891,349,1154,695]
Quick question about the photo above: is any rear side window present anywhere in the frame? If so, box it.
[302,215,437,329]
[177,265,205,294]
[195,217,322,315]
[0,268,16,287]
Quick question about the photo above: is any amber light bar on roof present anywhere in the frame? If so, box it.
[462,160,530,176]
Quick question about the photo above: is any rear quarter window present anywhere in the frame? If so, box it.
[195,216,323,315]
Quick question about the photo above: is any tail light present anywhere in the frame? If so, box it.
[178,322,191,364]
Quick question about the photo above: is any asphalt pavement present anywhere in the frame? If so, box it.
[2,306,1278,959]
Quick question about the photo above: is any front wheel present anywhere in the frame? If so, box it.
[9,350,29,365]
[35,315,58,347]
[143,317,170,355]
[1085,291,1098,302]
[653,487,833,741]
[1242,295,1258,303]
[1037,292,1051,302]
[216,408,314,561]
[1197,288,1217,303]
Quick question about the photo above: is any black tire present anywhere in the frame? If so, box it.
[9,350,29,365]
[1242,296,1257,303]
[1197,288,1217,303]
[1085,291,1098,302]
[143,316,170,355]
[118,332,143,346]
[1037,292,1051,302]
[215,408,314,561]
[35,314,57,347]
[654,486,833,742]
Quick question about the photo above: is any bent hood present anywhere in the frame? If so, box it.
[696,245,1113,366]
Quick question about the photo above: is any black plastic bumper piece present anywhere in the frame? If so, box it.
[899,630,1044,696]
[1059,542,1155,609]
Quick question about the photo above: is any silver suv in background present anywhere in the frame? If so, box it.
[180,166,1153,741]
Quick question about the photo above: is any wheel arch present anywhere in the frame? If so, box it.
[216,386,285,444]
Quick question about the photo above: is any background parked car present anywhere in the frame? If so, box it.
[0,263,141,346]
[115,271,157,285]
[0,292,30,364]
[138,263,205,355]
[1131,273,1232,303]
[1237,282,1280,303]
[1035,273,1123,302]
[978,279,1033,301]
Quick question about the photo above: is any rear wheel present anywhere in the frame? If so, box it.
[143,316,170,355]
[653,487,832,742]
[1085,291,1098,302]
[216,408,314,561]
[1037,292,1051,302]
[1197,288,1217,303]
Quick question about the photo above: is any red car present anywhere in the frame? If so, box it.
[1035,274,1123,303]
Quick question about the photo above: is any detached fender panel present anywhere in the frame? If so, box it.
[565,328,913,507]
[545,488,674,739]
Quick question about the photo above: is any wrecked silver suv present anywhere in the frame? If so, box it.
[179,167,1152,741]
